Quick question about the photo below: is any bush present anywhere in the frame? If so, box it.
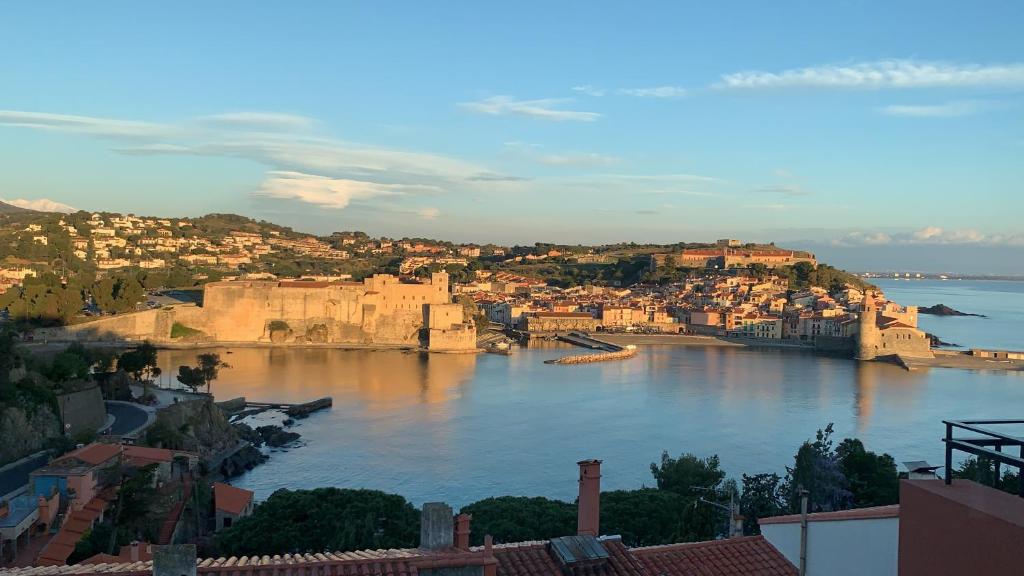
[170,322,203,339]
[216,488,420,555]
[459,496,576,546]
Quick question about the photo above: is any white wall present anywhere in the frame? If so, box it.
[761,517,898,576]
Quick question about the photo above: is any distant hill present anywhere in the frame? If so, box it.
[0,201,31,214]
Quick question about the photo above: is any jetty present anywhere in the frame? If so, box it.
[219,397,333,419]
[546,332,637,365]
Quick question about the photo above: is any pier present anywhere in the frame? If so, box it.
[547,332,636,365]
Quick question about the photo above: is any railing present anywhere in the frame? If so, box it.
[943,419,1024,497]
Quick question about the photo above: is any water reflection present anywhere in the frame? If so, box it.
[156,346,1024,507]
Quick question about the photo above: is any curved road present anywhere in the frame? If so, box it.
[105,401,149,435]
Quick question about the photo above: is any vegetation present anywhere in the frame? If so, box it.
[460,496,576,545]
[176,352,229,393]
[216,488,420,555]
[954,457,1021,495]
[170,322,203,339]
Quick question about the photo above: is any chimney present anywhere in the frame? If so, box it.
[420,502,455,550]
[577,459,602,536]
[454,513,472,549]
[130,541,140,562]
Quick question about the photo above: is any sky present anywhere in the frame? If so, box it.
[1,2,1022,273]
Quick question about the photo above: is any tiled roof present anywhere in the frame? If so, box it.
[4,535,795,576]
[633,536,797,576]
[759,504,899,525]
[213,482,253,516]
[121,446,193,466]
[53,444,121,467]
[36,493,114,566]
[488,538,652,576]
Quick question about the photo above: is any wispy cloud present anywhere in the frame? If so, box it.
[256,171,437,209]
[417,207,440,220]
[751,184,811,197]
[717,60,1024,90]
[879,100,987,117]
[836,226,1024,246]
[539,152,620,167]
[0,110,175,138]
[619,86,687,98]
[1,197,77,213]
[572,85,606,97]
[458,96,601,122]
[199,112,315,130]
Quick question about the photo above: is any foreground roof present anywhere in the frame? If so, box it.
[0,535,796,576]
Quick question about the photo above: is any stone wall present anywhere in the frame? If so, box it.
[33,272,477,351]
[56,385,106,437]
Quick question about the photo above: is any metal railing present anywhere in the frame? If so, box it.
[943,419,1024,497]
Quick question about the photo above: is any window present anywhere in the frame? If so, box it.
[223,517,233,528]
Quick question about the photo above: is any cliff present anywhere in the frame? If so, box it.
[0,383,62,466]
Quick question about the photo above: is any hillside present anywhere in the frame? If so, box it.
[0,201,31,215]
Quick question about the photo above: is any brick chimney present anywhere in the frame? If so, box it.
[577,459,602,536]
[420,502,455,550]
[454,513,472,549]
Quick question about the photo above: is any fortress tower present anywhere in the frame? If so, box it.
[856,292,880,360]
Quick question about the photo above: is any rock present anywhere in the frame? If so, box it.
[926,333,960,348]
[256,425,301,448]
[285,397,332,419]
[282,418,295,427]
[919,304,986,318]
[232,422,263,447]
[220,444,268,479]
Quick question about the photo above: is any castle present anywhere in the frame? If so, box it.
[38,272,478,352]
[855,294,932,360]
[651,246,818,269]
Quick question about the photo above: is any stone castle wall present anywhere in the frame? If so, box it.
[36,272,476,351]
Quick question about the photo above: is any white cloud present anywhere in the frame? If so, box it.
[199,112,315,130]
[717,60,1024,90]
[836,226,1021,246]
[256,171,438,209]
[619,86,687,98]
[539,153,620,167]
[417,207,440,220]
[2,197,77,213]
[879,101,986,117]
[752,184,811,197]
[572,85,606,97]
[458,96,602,122]
[0,110,175,138]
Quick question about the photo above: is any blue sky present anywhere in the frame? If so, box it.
[1,2,1022,272]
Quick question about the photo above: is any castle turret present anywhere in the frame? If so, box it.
[856,292,880,360]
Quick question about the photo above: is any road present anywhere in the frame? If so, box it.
[0,452,50,499]
[105,401,149,435]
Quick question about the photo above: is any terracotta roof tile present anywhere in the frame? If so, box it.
[213,482,254,516]
[55,444,121,467]
[633,535,796,576]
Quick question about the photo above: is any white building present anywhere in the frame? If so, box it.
[759,504,899,576]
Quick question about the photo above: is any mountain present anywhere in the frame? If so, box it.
[0,201,31,214]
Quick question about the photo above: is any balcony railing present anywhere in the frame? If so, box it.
[943,419,1024,497]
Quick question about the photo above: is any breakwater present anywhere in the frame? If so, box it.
[544,346,637,365]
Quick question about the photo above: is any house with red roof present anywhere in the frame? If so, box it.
[211,483,253,531]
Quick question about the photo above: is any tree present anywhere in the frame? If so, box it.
[954,457,1021,495]
[739,473,785,535]
[836,438,899,507]
[650,451,726,499]
[176,353,229,393]
[216,488,420,555]
[460,496,575,546]
[600,489,688,546]
[117,342,159,381]
[784,424,852,513]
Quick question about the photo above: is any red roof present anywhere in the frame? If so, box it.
[490,538,652,576]
[122,445,194,467]
[213,482,254,516]
[633,535,796,576]
[56,443,121,466]
[759,504,900,525]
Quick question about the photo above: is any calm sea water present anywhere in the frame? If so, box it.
[875,278,1024,351]
[156,281,1024,508]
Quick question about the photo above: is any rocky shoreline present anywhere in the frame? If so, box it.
[918,304,986,318]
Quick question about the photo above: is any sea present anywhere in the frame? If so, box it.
[155,279,1024,507]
